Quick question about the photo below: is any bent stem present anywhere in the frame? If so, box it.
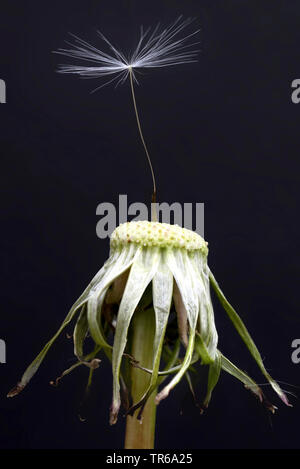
[124,307,157,449]
[129,68,157,222]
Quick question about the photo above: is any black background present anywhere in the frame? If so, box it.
[1,0,300,449]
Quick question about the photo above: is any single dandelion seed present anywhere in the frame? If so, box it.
[54,16,200,219]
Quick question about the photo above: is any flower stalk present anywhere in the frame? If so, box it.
[124,306,157,449]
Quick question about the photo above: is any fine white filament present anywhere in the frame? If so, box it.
[54,16,200,91]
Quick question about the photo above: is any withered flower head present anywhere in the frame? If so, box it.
[8,221,291,424]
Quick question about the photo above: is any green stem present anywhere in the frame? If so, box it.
[124,307,157,449]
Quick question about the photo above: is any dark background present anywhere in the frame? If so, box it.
[1,0,300,449]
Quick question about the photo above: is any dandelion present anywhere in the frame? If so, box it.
[8,18,291,450]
